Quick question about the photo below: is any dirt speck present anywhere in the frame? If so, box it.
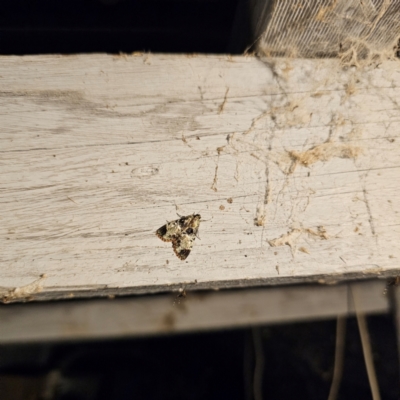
[254,214,266,226]
[299,247,310,254]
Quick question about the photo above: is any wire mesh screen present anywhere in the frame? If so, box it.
[255,0,400,65]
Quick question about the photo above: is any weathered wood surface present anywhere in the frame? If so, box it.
[0,54,399,302]
[0,280,389,343]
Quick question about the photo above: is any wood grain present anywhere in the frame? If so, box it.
[1,54,399,302]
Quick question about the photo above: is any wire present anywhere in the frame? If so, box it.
[327,316,346,400]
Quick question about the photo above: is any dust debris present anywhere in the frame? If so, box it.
[254,212,266,227]
[345,81,357,96]
[311,92,326,98]
[2,274,47,303]
[299,247,310,254]
[218,88,230,114]
[281,62,293,78]
[211,147,224,192]
[305,226,328,240]
[254,217,265,226]
[143,53,151,65]
[275,265,280,274]
[117,52,128,60]
[211,164,218,192]
[268,226,328,252]
[268,228,303,248]
[287,141,362,174]
[315,2,336,22]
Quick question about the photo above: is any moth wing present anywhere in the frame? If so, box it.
[185,225,199,240]
[177,216,190,230]
[172,235,194,260]
[156,224,172,242]
[181,217,200,236]
[173,246,191,260]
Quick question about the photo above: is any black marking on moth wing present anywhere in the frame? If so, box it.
[172,233,195,260]
[178,217,187,226]
[156,224,171,242]
[173,245,191,260]
[178,214,201,228]
[177,249,191,260]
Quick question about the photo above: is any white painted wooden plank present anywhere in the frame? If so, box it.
[0,54,399,302]
[0,281,389,343]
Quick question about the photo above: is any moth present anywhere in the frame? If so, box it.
[156,214,201,260]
